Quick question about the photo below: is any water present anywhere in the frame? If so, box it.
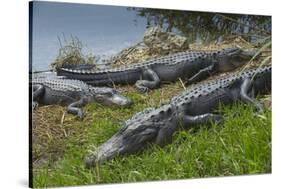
[30,2,271,72]
[31,2,147,71]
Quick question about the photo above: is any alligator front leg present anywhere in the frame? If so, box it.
[186,64,215,84]
[155,121,177,147]
[67,97,88,119]
[155,113,222,147]
[240,78,264,113]
[135,68,160,93]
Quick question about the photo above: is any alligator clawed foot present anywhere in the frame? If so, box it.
[137,86,149,93]
[32,102,39,110]
[212,114,224,124]
[77,111,85,119]
[255,103,264,114]
[135,80,150,93]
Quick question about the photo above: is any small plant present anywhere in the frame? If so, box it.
[51,35,97,70]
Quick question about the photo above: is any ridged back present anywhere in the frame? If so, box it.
[32,78,90,92]
[58,50,218,75]
[171,66,272,105]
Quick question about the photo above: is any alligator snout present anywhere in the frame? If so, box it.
[84,116,160,168]
[93,87,133,107]
[111,94,133,107]
[84,133,125,168]
[240,50,257,58]
[216,48,258,72]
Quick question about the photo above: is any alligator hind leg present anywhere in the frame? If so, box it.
[240,78,264,113]
[182,113,223,129]
[67,97,88,119]
[135,68,160,93]
[33,84,45,99]
[186,64,215,84]
[32,84,45,109]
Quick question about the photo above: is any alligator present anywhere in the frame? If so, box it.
[57,48,256,92]
[32,77,132,118]
[84,65,271,168]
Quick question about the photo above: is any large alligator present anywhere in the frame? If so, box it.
[32,77,132,118]
[84,65,271,168]
[57,48,256,92]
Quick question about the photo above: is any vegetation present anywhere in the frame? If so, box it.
[32,80,271,187]
[129,8,271,43]
[50,35,97,70]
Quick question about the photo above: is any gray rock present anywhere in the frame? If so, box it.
[143,26,189,54]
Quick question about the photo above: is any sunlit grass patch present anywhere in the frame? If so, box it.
[32,84,271,187]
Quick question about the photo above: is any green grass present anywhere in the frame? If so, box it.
[32,83,271,188]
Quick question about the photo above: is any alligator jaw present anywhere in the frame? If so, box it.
[216,48,258,72]
[240,50,257,59]
[84,104,177,168]
[85,133,125,168]
[95,93,132,107]
[110,94,133,107]
[85,118,161,168]
[91,87,133,107]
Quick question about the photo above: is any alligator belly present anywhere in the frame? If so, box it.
[155,67,184,82]
[154,63,199,82]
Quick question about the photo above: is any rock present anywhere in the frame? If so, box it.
[111,26,190,66]
[143,26,189,54]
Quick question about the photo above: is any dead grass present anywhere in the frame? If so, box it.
[31,79,187,169]
[32,104,88,168]
[32,34,271,177]
[50,36,97,70]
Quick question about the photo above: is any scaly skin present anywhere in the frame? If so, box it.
[32,77,132,118]
[84,66,271,168]
[57,48,256,92]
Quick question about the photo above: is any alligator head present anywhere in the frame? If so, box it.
[85,105,178,168]
[91,87,132,107]
[214,47,256,71]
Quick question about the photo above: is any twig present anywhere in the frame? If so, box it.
[178,78,186,90]
[60,112,67,137]
[57,36,63,49]
[121,41,143,59]
[250,55,271,81]
[62,32,67,44]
